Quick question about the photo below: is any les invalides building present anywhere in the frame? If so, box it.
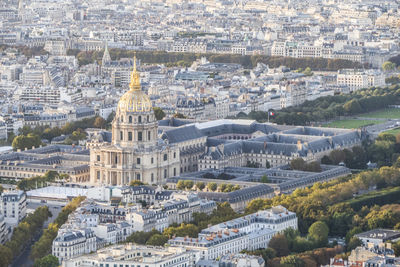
[90,56,180,186]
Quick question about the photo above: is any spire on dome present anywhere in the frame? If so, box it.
[129,53,141,91]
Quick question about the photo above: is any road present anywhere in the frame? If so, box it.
[364,119,400,136]
[12,201,64,267]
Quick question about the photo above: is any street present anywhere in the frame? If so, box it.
[12,200,65,267]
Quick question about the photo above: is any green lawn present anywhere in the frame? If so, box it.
[384,127,400,136]
[323,119,384,129]
[359,108,400,119]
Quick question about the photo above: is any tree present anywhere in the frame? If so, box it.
[345,227,362,244]
[177,180,186,190]
[196,182,205,191]
[308,221,329,247]
[163,223,199,238]
[321,155,333,165]
[145,234,168,246]
[393,240,400,257]
[268,234,289,257]
[130,180,145,187]
[153,107,166,120]
[302,67,313,76]
[12,133,42,151]
[260,175,270,183]
[219,183,227,192]
[290,158,306,171]
[0,245,12,267]
[343,99,362,114]
[305,161,322,172]
[184,180,194,190]
[69,130,86,141]
[207,182,218,192]
[347,236,362,251]
[382,61,396,71]
[106,111,115,124]
[173,113,186,119]
[280,255,305,267]
[93,116,106,129]
[34,254,59,267]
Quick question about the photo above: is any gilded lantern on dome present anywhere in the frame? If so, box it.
[116,55,152,113]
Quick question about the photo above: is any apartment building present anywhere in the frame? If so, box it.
[0,190,27,226]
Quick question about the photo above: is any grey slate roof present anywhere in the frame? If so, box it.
[198,184,273,204]
[161,125,205,143]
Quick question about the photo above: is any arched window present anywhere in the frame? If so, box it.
[138,116,142,123]
[129,116,132,123]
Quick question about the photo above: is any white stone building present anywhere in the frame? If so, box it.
[0,190,27,227]
[61,244,199,267]
[52,228,97,264]
[169,206,297,260]
[337,69,385,91]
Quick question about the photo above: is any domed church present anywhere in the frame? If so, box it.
[90,56,180,186]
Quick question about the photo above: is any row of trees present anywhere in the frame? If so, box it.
[290,158,322,172]
[243,221,335,266]
[321,133,400,168]
[16,171,66,191]
[246,162,400,236]
[176,180,240,192]
[10,115,108,150]
[125,202,239,247]
[30,196,86,263]
[68,48,363,71]
[0,206,52,267]
[0,45,48,58]
[234,85,400,125]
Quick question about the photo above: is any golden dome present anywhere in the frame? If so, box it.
[116,55,152,113]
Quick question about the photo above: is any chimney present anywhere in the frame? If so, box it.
[296,140,302,150]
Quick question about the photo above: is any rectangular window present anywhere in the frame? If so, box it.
[120,131,123,140]
[148,131,151,140]
[128,132,132,141]
[151,157,154,164]
[137,158,140,164]
[97,155,100,161]
[173,168,176,176]
[97,171,100,179]
[164,169,167,178]
[138,132,142,141]
[163,154,167,161]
